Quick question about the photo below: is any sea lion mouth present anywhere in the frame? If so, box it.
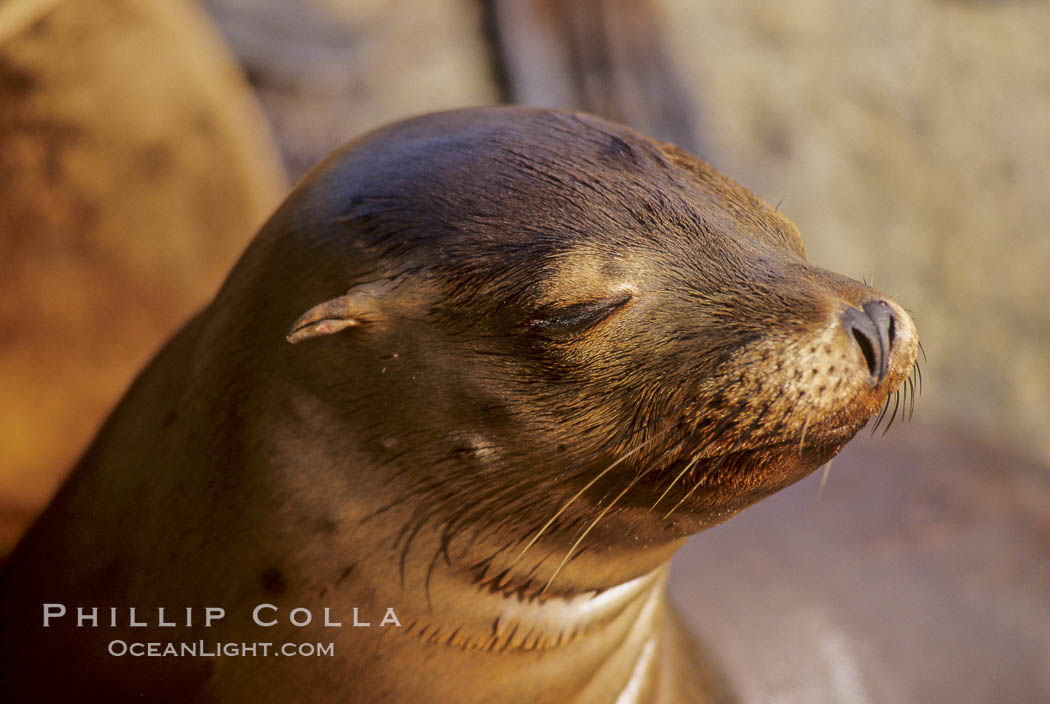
[687,420,864,460]
[765,421,866,452]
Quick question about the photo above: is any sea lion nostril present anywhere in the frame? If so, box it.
[842,301,895,383]
[862,300,896,380]
[851,324,879,380]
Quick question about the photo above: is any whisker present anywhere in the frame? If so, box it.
[663,453,730,520]
[650,453,700,512]
[817,459,835,500]
[906,376,916,421]
[900,378,908,424]
[664,395,779,519]
[507,427,672,571]
[649,397,751,511]
[881,389,900,436]
[542,471,645,594]
[870,395,891,434]
[502,390,708,574]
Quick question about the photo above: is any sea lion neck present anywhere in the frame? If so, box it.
[249,381,690,593]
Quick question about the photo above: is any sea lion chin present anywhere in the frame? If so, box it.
[0,106,918,703]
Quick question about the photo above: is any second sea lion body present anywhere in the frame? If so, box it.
[0,107,918,702]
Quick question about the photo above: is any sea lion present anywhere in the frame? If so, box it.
[0,0,286,551]
[0,106,918,703]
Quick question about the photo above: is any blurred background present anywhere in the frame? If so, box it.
[1,0,1047,701]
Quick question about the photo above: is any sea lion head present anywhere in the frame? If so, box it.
[207,107,918,595]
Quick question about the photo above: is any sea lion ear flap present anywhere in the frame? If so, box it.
[286,294,368,344]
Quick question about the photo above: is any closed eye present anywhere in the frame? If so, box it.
[527,291,633,335]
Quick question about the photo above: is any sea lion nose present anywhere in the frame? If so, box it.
[841,300,897,384]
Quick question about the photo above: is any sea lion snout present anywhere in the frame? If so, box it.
[824,288,919,403]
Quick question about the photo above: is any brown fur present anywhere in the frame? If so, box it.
[0,0,285,548]
[0,107,917,702]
